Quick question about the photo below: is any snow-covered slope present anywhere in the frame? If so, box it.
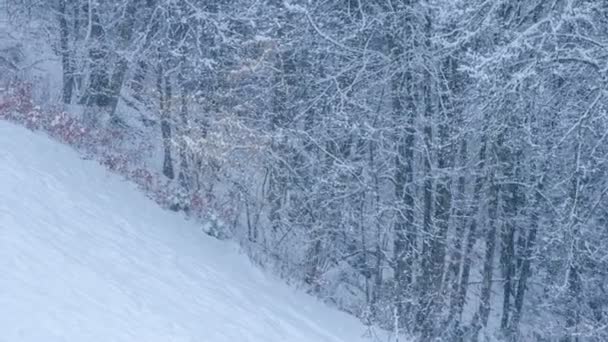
[0,121,380,342]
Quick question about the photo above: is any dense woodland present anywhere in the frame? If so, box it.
[2,0,608,340]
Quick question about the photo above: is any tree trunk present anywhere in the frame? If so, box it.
[445,137,467,325]
[500,161,519,332]
[452,134,487,336]
[107,0,140,119]
[500,217,515,331]
[470,172,500,340]
[58,0,73,104]
[390,23,416,331]
[509,178,541,337]
[83,8,109,127]
[158,64,174,180]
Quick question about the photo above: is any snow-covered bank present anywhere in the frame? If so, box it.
[0,121,385,342]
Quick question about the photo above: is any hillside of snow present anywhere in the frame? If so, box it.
[0,121,385,342]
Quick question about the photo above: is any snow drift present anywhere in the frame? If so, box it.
[0,121,381,342]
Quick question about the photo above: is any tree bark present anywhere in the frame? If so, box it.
[470,172,500,340]
[158,63,174,180]
[58,0,74,104]
[389,9,417,328]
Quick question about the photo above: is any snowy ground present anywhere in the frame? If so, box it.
[0,121,385,342]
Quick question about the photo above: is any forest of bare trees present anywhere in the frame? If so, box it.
[2,0,608,340]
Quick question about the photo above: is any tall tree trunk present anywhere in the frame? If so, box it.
[83,8,109,127]
[500,217,516,331]
[428,55,457,337]
[369,137,384,320]
[451,132,487,338]
[564,135,584,341]
[445,136,467,324]
[509,177,541,338]
[107,0,140,120]
[390,16,416,330]
[500,155,520,332]
[58,0,73,104]
[158,63,174,180]
[470,170,500,340]
[416,50,435,341]
[444,53,466,333]
[176,64,190,195]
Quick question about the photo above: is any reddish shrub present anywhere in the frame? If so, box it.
[2,81,210,225]
[131,168,154,191]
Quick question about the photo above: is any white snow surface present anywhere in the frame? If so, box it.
[0,121,379,342]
